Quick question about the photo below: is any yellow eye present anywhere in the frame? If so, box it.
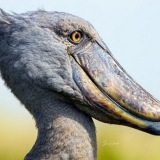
[69,31,83,44]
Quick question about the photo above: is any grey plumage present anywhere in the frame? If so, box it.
[0,10,98,160]
[1,9,160,160]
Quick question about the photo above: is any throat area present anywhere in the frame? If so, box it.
[24,96,97,160]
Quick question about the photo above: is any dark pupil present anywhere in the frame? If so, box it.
[75,33,80,39]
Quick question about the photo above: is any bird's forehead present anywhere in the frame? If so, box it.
[27,11,98,37]
[55,13,97,35]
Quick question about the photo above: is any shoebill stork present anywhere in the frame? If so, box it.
[0,9,160,160]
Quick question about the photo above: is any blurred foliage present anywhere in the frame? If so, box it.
[1,105,160,160]
[96,121,160,160]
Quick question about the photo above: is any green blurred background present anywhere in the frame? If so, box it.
[1,0,160,160]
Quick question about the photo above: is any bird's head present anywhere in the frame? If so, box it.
[1,10,160,135]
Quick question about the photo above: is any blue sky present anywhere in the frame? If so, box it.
[0,0,160,115]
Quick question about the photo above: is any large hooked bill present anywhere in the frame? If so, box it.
[70,38,160,135]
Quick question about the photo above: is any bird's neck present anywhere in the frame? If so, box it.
[24,91,97,160]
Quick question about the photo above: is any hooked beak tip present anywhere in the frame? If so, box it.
[71,38,160,135]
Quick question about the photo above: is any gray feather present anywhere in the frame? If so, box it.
[0,10,97,160]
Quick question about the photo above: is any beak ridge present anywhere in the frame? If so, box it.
[71,39,160,135]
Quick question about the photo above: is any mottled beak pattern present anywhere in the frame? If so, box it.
[71,39,160,135]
